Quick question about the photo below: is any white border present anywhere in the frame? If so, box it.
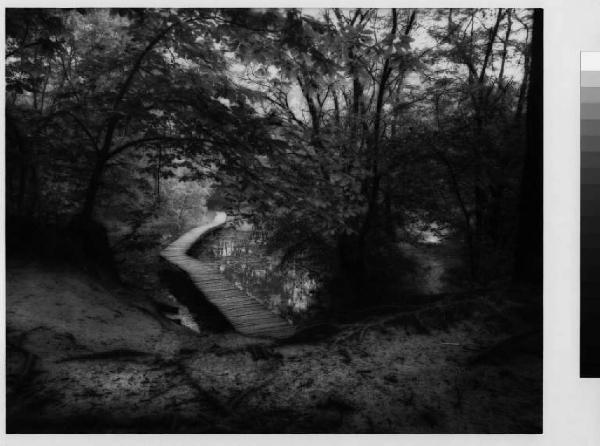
[3,0,600,445]
[582,52,600,71]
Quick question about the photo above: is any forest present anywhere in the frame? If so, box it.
[5,8,542,433]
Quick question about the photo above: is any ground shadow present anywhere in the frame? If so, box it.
[158,266,233,333]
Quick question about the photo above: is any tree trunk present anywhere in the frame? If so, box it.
[6,115,38,218]
[81,155,108,223]
[156,145,162,203]
[514,9,543,284]
[515,27,531,123]
[358,9,402,258]
[383,181,395,238]
[497,9,513,89]
[78,23,179,223]
[27,165,40,219]
[336,234,367,308]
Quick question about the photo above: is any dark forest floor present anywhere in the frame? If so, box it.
[6,261,542,433]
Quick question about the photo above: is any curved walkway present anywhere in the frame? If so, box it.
[160,212,295,339]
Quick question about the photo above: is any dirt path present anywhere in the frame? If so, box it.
[6,264,542,433]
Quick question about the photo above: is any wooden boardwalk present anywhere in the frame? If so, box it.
[160,212,295,339]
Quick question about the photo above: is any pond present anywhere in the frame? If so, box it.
[193,227,319,320]
[197,224,463,308]
[161,222,464,332]
[398,240,463,295]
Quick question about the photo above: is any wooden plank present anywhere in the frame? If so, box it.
[160,212,295,340]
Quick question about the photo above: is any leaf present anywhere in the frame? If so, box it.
[255,155,271,168]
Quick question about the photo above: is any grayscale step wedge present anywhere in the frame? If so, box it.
[160,211,295,339]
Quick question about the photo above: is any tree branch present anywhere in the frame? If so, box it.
[65,111,99,152]
[478,8,503,85]
[108,135,202,159]
[112,21,181,110]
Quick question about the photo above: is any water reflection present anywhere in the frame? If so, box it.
[399,221,461,295]
[193,224,461,318]
[198,228,319,316]
[398,241,461,295]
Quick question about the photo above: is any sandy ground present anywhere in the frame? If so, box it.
[6,263,542,433]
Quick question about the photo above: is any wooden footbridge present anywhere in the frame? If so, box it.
[160,212,296,339]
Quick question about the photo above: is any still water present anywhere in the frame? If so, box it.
[196,227,319,318]
[163,223,462,331]
[193,225,461,315]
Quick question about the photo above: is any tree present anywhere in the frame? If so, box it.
[6,9,67,218]
[215,8,533,292]
[213,9,427,302]
[423,8,532,279]
[6,9,283,225]
[5,8,538,298]
[514,9,542,284]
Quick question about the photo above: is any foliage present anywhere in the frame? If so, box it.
[5,8,538,298]
[211,8,534,288]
